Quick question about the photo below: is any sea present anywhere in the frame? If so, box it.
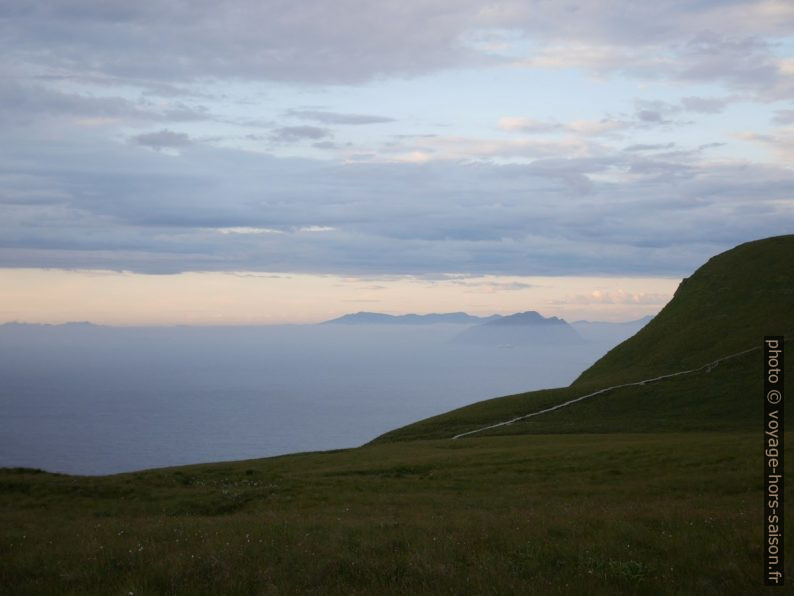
[0,322,642,475]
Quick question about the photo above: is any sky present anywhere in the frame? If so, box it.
[1,1,793,324]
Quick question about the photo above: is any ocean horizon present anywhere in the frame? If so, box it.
[0,321,642,475]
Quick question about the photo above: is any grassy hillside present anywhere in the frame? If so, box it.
[2,432,790,594]
[373,343,786,443]
[575,234,794,387]
[375,235,794,443]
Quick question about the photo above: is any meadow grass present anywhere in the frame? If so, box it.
[1,431,790,594]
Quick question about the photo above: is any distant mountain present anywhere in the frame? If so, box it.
[571,315,654,326]
[0,321,100,328]
[322,312,502,325]
[570,316,653,343]
[0,321,102,332]
[452,311,582,345]
[485,311,568,326]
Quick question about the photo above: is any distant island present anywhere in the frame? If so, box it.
[320,310,655,346]
[323,310,588,345]
[571,315,654,326]
[452,310,583,345]
[0,321,99,329]
[322,311,503,325]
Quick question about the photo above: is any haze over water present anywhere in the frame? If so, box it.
[0,321,643,475]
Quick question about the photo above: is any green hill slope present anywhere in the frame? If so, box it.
[574,234,794,387]
[374,235,794,443]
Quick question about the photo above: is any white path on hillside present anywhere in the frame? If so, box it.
[452,346,761,440]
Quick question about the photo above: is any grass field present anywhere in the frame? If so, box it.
[2,432,790,594]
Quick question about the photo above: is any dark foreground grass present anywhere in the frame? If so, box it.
[2,431,791,594]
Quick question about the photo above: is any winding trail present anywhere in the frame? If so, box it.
[452,346,761,440]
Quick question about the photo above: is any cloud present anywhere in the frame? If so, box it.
[552,289,671,306]
[566,119,626,136]
[451,280,535,292]
[0,77,219,132]
[285,109,395,125]
[512,44,654,75]
[299,225,336,233]
[680,96,730,114]
[3,0,791,96]
[216,227,284,235]
[738,127,794,161]
[632,99,684,126]
[2,135,792,277]
[131,129,192,150]
[636,110,664,123]
[674,32,787,98]
[622,142,676,153]
[499,98,724,142]
[629,98,732,127]
[0,79,153,126]
[772,109,794,125]
[383,135,602,162]
[0,1,482,85]
[512,34,794,101]
[477,1,794,45]
[672,33,794,100]
[270,126,331,143]
[498,117,625,137]
[0,1,792,282]
[498,117,562,134]
[312,141,339,150]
